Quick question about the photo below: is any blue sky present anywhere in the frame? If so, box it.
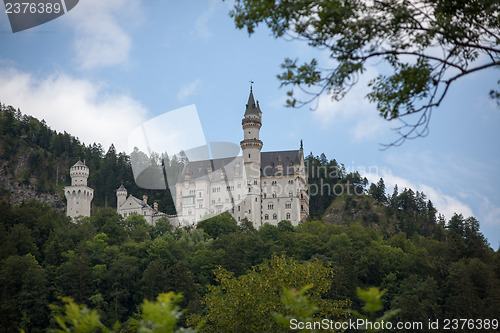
[0,0,499,247]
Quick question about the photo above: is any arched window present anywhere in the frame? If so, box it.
[264,214,269,220]
[268,203,274,210]
[286,213,291,219]
[273,213,277,220]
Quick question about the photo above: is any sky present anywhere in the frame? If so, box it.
[0,0,499,248]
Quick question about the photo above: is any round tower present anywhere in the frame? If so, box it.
[70,160,90,186]
[64,160,94,219]
[116,184,127,211]
[240,87,263,227]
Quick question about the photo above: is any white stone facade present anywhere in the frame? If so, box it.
[174,89,309,228]
[65,160,94,219]
[116,184,172,225]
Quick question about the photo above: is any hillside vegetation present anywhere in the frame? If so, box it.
[0,104,499,332]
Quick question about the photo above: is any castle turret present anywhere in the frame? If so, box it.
[116,184,127,211]
[240,87,263,227]
[64,160,94,219]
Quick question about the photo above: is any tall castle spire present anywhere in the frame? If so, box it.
[240,86,263,227]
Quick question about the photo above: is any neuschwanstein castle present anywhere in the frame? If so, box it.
[173,88,309,228]
[64,88,310,228]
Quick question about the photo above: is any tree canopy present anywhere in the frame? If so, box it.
[229,0,500,146]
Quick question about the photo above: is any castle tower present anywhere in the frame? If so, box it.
[240,87,263,227]
[116,184,127,211]
[64,160,94,219]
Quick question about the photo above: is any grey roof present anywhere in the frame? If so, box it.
[117,184,127,191]
[178,150,303,181]
[73,160,85,167]
[129,195,151,209]
[244,89,261,116]
[261,150,301,177]
[179,156,244,183]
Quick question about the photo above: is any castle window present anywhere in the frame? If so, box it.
[272,181,277,186]
[255,197,258,202]
[289,179,294,184]
[238,206,240,212]
[238,217,240,221]
[286,213,291,219]
[289,191,293,197]
[249,209,251,214]
[264,214,269,220]
[263,181,266,186]
[285,202,291,209]
[264,193,267,198]
[254,179,257,185]
[268,203,274,210]
[301,205,304,211]
[272,193,276,198]
[249,154,251,158]
[273,213,277,220]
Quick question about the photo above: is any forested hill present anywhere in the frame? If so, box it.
[1,103,499,332]
[0,103,177,214]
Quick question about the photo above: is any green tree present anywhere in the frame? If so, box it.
[189,254,349,332]
[229,0,499,146]
[196,212,238,239]
[0,254,49,332]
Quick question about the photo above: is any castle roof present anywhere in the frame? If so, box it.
[261,150,302,177]
[244,89,261,116]
[117,184,127,191]
[73,160,85,167]
[179,156,244,183]
[177,149,303,181]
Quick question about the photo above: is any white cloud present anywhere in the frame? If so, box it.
[364,168,474,221]
[474,194,500,227]
[0,66,148,153]
[177,78,201,101]
[193,0,219,41]
[63,0,143,70]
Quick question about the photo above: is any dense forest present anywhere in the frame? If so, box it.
[1,104,499,332]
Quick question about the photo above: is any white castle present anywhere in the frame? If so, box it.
[64,160,94,219]
[174,88,309,228]
[116,184,171,224]
[64,161,171,224]
[65,88,310,228]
